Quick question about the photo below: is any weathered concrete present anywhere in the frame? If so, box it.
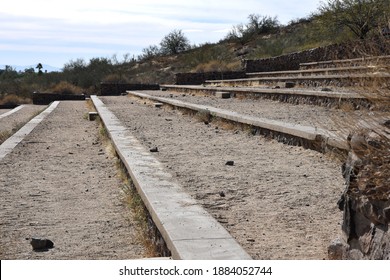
[127,91,349,153]
[300,55,390,70]
[88,112,98,121]
[91,95,251,260]
[247,65,389,78]
[205,73,390,88]
[215,92,232,99]
[0,105,25,119]
[161,85,370,108]
[0,101,59,160]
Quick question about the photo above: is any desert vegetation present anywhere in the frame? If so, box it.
[0,0,389,101]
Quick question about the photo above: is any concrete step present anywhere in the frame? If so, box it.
[0,102,59,160]
[204,73,390,88]
[247,65,390,78]
[161,85,371,108]
[126,91,349,153]
[299,55,390,70]
[91,95,252,260]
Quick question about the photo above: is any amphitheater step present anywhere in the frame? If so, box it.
[91,95,252,260]
[161,84,371,108]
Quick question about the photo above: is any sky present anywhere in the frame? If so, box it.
[0,0,323,70]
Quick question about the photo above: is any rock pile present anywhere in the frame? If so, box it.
[329,128,390,259]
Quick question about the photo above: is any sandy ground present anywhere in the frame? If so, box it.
[0,105,47,141]
[100,95,345,260]
[0,101,146,259]
[0,109,11,115]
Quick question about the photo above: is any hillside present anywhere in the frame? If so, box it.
[127,17,345,85]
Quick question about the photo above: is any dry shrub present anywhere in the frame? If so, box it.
[0,94,31,107]
[194,60,240,73]
[340,52,390,202]
[102,74,130,83]
[49,81,83,95]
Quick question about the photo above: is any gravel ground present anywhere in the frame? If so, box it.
[0,101,147,259]
[100,95,345,260]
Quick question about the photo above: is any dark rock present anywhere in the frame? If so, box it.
[383,120,390,128]
[150,147,158,153]
[285,81,296,88]
[30,238,54,251]
[219,191,225,197]
[225,161,234,166]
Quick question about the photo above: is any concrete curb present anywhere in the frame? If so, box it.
[91,95,252,260]
[0,105,25,119]
[127,91,349,152]
[0,102,59,161]
[161,85,365,100]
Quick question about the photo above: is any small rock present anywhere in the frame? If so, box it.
[30,238,54,251]
[150,147,158,153]
[247,239,255,242]
[285,81,295,88]
[225,161,234,166]
[219,191,225,197]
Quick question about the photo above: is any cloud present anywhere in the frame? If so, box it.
[0,0,322,67]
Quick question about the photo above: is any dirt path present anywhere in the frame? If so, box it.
[101,95,345,260]
[0,101,146,259]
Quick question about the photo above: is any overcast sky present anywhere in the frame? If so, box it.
[1,0,322,69]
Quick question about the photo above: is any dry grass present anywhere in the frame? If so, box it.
[0,94,31,107]
[94,112,162,257]
[337,53,390,203]
[0,130,12,145]
[49,81,84,95]
[193,60,241,73]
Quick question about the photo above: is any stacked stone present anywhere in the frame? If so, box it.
[329,127,390,260]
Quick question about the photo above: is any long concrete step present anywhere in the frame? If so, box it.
[204,73,390,88]
[246,65,389,78]
[161,84,370,108]
[91,95,252,260]
[0,102,59,160]
[0,105,25,119]
[126,91,349,153]
[299,55,390,70]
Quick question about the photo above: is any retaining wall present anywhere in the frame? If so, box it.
[244,38,390,73]
[32,92,85,105]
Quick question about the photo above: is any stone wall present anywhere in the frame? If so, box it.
[175,71,247,85]
[32,92,86,105]
[100,83,160,96]
[244,38,390,73]
[328,129,390,260]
